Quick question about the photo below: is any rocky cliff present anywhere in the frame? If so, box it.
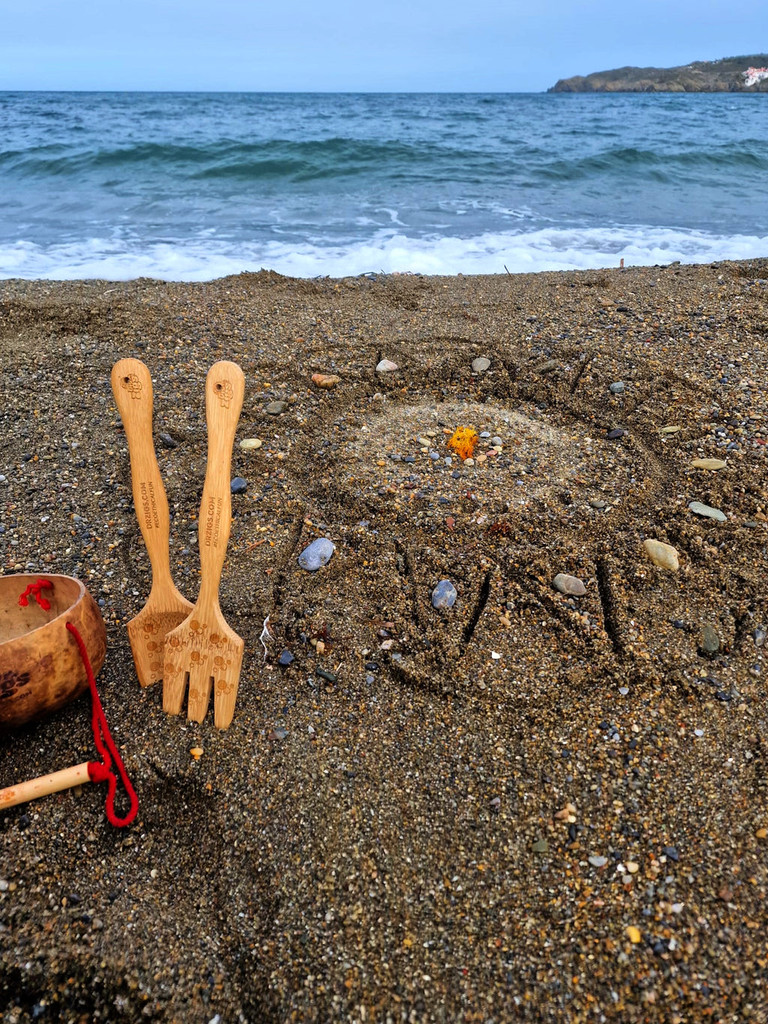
[549,54,768,93]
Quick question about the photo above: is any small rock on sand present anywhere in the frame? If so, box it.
[312,373,340,389]
[298,538,335,571]
[431,580,457,609]
[691,458,727,471]
[376,359,398,372]
[471,357,491,373]
[643,539,679,570]
[688,501,726,522]
[553,573,586,596]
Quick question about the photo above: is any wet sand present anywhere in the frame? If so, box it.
[0,261,767,1022]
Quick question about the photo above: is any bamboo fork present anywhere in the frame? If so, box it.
[111,359,193,686]
[163,361,245,730]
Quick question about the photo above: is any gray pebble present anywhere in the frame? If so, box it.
[688,501,726,522]
[265,401,287,415]
[471,357,491,373]
[753,627,766,648]
[609,381,626,394]
[589,498,607,510]
[158,431,178,448]
[230,476,248,494]
[553,573,586,596]
[588,856,608,868]
[278,650,294,667]
[431,579,457,609]
[298,537,335,571]
[699,624,720,657]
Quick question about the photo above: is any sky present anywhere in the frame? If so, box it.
[1,0,766,93]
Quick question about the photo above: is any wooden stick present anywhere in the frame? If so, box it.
[0,762,93,810]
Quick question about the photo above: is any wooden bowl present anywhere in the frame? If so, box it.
[0,574,106,731]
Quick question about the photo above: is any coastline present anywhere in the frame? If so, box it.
[1,259,767,1021]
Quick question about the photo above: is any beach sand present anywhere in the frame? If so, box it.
[0,261,766,1022]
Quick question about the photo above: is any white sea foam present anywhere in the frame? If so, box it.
[1,226,766,282]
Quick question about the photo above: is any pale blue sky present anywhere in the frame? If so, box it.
[1,0,766,92]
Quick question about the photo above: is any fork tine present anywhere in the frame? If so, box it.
[187,665,214,724]
[162,656,187,716]
[213,647,244,730]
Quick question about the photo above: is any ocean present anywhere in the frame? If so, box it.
[1,90,766,280]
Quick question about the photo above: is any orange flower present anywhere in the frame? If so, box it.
[447,426,479,461]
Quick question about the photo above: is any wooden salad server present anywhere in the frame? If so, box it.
[111,358,193,686]
[163,361,245,730]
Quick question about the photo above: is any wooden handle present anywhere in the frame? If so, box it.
[197,361,245,609]
[111,359,175,590]
[0,762,93,810]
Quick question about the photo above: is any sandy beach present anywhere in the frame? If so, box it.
[0,260,767,1022]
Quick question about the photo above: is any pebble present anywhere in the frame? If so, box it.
[753,627,766,648]
[553,573,586,596]
[688,501,726,522]
[265,401,287,415]
[609,381,625,394]
[268,728,288,741]
[189,747,203,761]
[431,579,457,609]
[588,855,608,868]
[643,539,679,571]
[589,498,607,509]
[311,373,340,388]
[298,537,335,571]
[626,861,639,874]
[230,477,248,494]
[239,438,263,450]
[698,624,720,657]
[491,436,502,447]
[660,425,681,435]
[471,357,491,373]
[531,839,549,854]
[278,650,294,667]
[376,359,399,372]
[158,431,178,448]
[626,926,642,944]
[691,458,727,471]
[606,428,626,439]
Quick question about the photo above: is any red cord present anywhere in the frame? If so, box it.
[18,578,53,612]
[17,581,138,826]
[65,622,139,828]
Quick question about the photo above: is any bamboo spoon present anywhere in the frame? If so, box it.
[111,358,193,686]
[163,361,245,730]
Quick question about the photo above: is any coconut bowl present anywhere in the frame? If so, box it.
[0,574,106,731]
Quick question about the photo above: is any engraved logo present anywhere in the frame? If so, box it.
[120,373,143,399]
[214,379,233,408]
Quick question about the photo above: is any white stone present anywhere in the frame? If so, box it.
[643,539,679,571]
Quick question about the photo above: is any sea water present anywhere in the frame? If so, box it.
[0,91,766,280]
